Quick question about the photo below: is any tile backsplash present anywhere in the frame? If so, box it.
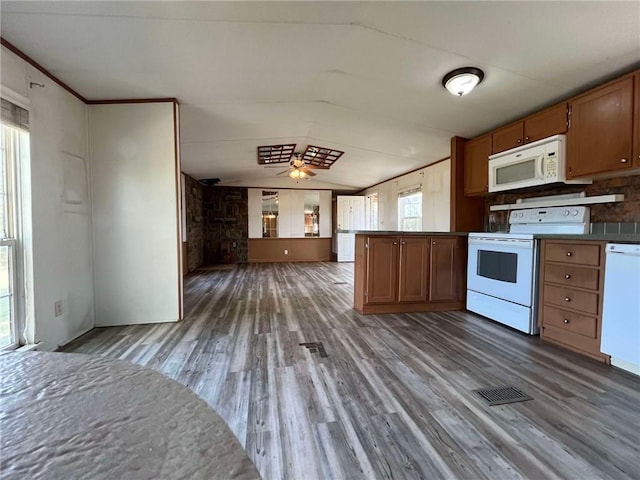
[485,174,640,229]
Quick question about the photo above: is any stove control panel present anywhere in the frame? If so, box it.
[509,206,590,224]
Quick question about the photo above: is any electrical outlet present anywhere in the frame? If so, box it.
[54,300,63,317]
[284,249,288,255]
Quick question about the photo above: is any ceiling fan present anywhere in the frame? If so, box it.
[268,153,317,179]
[257,144,344,180]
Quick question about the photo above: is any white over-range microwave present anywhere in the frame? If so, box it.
[488,135,588,193]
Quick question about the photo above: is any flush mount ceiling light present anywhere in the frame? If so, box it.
[442,67,485,96]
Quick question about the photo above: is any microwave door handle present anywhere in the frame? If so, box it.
[536,155,545,179]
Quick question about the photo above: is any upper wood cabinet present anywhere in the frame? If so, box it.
[464,134,491,196]
[634,71,640,169]
[567,76,635,178]
[491,103,568,155]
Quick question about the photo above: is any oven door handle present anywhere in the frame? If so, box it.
[469,238,534,249]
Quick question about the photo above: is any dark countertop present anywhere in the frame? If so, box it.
[533,233,640,242]
[339,230,469,236]
[338,230,640,243]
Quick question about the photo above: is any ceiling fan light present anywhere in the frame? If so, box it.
[289,170,301,179]
[442,67,484,96]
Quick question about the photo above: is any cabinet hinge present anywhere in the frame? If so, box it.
[364,292,368,297]
[365,242,369,249]
[567,106,572,130]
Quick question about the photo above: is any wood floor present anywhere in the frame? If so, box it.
[64,262,640,480]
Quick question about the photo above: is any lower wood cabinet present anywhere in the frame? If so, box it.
[538,239,609,362]
[354,234,466,314]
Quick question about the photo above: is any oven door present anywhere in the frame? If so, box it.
[467,237,535,307]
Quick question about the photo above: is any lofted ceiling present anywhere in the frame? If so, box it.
[1,1,639,192]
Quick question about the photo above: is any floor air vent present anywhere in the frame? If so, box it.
[300,342,328,358]
[473,386,532,406]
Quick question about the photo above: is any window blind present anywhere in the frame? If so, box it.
[1,98,29,130]
[398,185,422,197]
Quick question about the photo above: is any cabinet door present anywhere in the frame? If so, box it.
[464,134,491,196]
[398,237,430,302]
[428,237,461,302]
[366,236,398,304]
[524,103,567,144]
[634,71,640,169]
[567,76,634,178]
[491,122,524,154]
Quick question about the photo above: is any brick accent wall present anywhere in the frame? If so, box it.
[184,175,204,272]
[203,187,248,264]
[485,174,640,229]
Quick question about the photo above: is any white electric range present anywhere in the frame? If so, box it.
[467,206,590,334]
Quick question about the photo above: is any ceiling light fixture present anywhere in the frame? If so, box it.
[442,67,485,96]
[289,169,307,179]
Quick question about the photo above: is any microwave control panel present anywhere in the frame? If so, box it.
[543,147,559,179]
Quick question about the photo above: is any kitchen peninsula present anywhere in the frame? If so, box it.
[352,231,468,314]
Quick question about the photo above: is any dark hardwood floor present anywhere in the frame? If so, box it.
[64,262,640,480]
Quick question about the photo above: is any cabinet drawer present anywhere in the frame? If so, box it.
[542,305,597,338]
[544,284,599,315]
[544,264,599,290]
[542,325,600,357]
[545,242,600,266]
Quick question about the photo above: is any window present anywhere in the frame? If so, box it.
[398,189,422,232]
[0,99,28,349]
[365,193,378,230]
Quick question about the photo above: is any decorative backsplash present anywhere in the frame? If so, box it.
[485,174,640,230]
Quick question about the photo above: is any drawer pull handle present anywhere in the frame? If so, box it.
[621,158,628,163]
[563,319,570,324]
[564,297,571,302]
[401,241,406,245]
[393,242,398,245]
[565,274,571,279]
[566,251,573,257]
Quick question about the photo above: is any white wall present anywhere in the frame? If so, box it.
[360,159,451,232]
[1,46,95,351]
[90,103,180,326]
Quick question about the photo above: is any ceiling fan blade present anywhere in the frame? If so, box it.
[300,167,316,176]
[275,169,291,175]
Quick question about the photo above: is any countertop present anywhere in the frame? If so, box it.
[339,230,469,236]
[338,230,640,243]
[533,233,640,242]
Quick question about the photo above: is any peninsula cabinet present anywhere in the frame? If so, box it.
[464,134,491,196]
[491,103,568,155]
[538,239,609,362]
[354,234,466,314]
[567,75,635,178]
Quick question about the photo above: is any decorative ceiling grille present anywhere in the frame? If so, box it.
[302,145,344,169]
[257,144,296,164]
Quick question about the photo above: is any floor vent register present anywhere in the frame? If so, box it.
[300,342,328,358]
[473,386,532,406]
